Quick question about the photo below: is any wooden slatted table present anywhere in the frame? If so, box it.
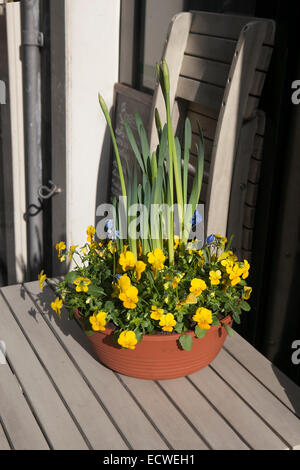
[0,281,300,450]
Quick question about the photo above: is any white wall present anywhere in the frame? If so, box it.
[6,2,27,282]
[65,0,120,248]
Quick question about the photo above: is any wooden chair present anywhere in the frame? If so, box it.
[112,11,276,260]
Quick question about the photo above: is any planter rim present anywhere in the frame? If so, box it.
[74,309,232,342]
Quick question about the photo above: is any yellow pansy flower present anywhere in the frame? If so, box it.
[119,286,139,309]
[197,250,205,267]
[159,313,176,332]
[147,248,166,278]
[174,236,180,250]
[215,234,227,248]
[219,251,238,263]
[134,260,146,281]
[118,274,131,293]
[221,258,235,274]
[138,240,143,257]
[228,264,243,286]
[193,307,213,330]
[107,240,117,254]
[111,282,120,298]
[56,241,66,262]
[150,306,164,320]
[87,225,96,243]
[119,251,136,272]
[73,277,91,292]
[38,269,46,292]
[209,270,222,286]
[185,294,198,304]
[118,331,138,350]
[51,297,63,317]
[189,278,207,297]
[241,260,250,279]
[89,311,107,332]
[81,246,88,256]
[243,286,252,300]
[68,245,78,260]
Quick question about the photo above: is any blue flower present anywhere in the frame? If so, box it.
[190,210,202,228]
[105,219,119,240]
[206,234,215,244]
[115,274,122,280]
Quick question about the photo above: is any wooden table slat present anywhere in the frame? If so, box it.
[0,292,88,450]
[120,375,209,450]
[1,284,127,450]
[189,366,288,450]
[158,377,249,450]
[210,348,300,450]
[0,423,10,451]
[0,421,10,451]
[25,281,169,451]
[0,364,49,450]
[224,334,300,417]
[1,280,300,451]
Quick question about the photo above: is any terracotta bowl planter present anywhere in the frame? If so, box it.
[74,310,232,380]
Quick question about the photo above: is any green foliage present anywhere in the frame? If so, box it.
[179,334,193,351]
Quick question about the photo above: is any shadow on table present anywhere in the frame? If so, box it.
[270,363,300,419]
[24,284,100,364]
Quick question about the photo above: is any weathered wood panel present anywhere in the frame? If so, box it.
[189,367,288,450]
[120,375,209,450]
[0,364,49,450]
[0,292,87,449]
[1,285,127,450]
[211,348,300,450]
[159,377,249,449]
[25,281,168,450]
[190,10,275,45]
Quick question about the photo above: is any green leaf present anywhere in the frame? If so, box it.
[134,329,143,343]
[183,118,191,207]
[155,108,162,140]
[224,323,235,338]
[104,301,115,313]
[174,322,184,333]
[232,312,241,324]
[98,94,127,198]
[88,285,104,298]
[195,326,207,339]
[179,334,193,351]
[240,301,251,312]
[65,271,80,284]
[135,113,150,169]
[123,118,145,172]
[84,329,95,337]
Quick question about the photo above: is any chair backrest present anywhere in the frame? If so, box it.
[148,11,276,259]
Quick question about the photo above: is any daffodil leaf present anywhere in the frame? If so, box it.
[179,334,193,351]
[65,271,80,284]
[224,323,235,338]
[240,301,251,312]
[195,326,207,339]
